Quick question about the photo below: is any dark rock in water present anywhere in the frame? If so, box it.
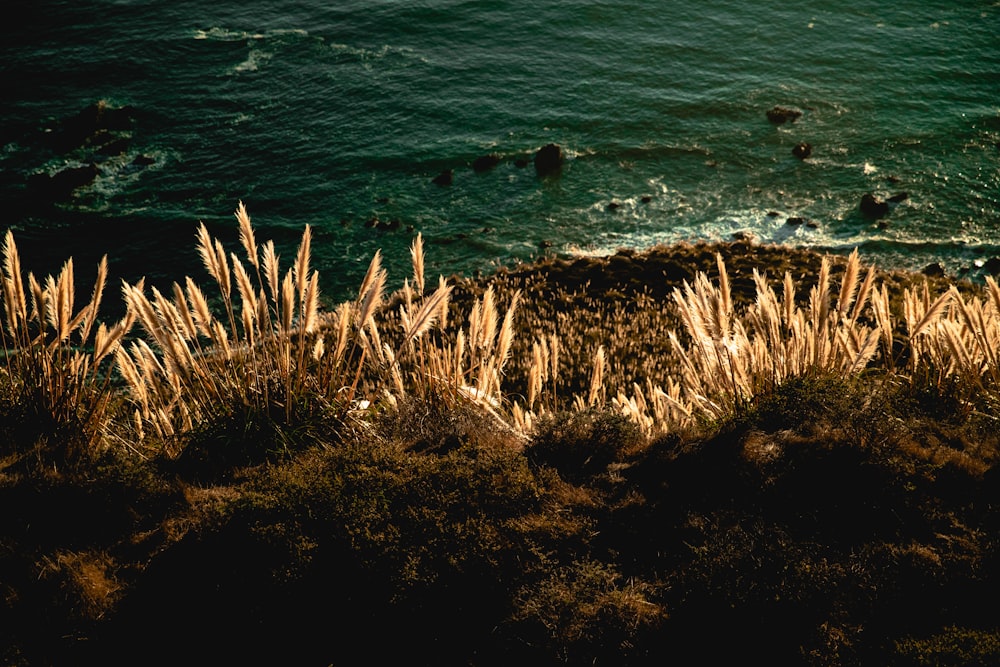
[364,217,379,228]
[471,154,501,173]
[27,162,101,200]
[539,240,553,249]
[806,220,819,229]
[514,157,529,168]
[376,219,401,231]
[887,192,909,203]
[922,262,946,277]
[766,211,781,217]
[860,193,890,219]
[732,230,756,242]
[534,143,564,176]
[983,257,1000,276]
[792,142,812,159]
[766,106,802,124]
[641,195,652,204]
[96,136,131,156]
[607,201,620,210]
[786,216,806,226]
[432,169,454,186]
[131,154,155,167]
[51,100,135,152]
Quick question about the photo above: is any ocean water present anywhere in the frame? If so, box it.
[2,0,998,302]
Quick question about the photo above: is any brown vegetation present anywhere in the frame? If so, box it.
[2,203,1000,665]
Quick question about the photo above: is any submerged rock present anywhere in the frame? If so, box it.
[860,193,890,219]
[432,169,454,186]
[792,142,812,159]
[766,106,802,124]
[50,100,136,153]
[471,154,501,173]
[27,163,101,200]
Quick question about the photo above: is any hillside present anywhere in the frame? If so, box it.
[2,214,1000,665]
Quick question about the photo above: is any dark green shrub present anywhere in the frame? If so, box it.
[511,559,664,664]
[528,408,644,483]
[170,390,345,483]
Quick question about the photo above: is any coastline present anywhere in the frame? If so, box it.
[452,239,973,306]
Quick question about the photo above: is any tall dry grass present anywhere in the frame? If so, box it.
[5,200,1000,461]
[520,249,1000,437]
[0,231,133,460]
[509,250,888,434]
[663,249,884,418]
[902,277,1000,394]
[114,203,523,449]
[116,202,330,441]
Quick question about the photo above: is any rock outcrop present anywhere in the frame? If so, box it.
[534,143,564,177]
[792,142,812,159]
[766,106,802,124]
[432,169,454,186]
[860,193,890,219]
[471,154,501,173]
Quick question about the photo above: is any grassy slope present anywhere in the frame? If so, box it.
[2,241,1000,666]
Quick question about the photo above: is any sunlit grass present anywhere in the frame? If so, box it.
[3,202,1000,466]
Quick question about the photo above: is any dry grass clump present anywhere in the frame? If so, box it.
[525,408,645,484]
[0,231,133,465]
[654,249,885,421]
[901,277,1000,390]
[113,202,524,465]
[453,273,685,415]
[379,279,522,426]
[116,202,345,444]
[536,247,1000,438]
[37,549,122,621]
[510,559,664,664]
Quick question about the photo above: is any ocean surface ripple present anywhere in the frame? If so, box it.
[2,0,998,300]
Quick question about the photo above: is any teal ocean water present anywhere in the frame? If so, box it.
[2,0,998,301]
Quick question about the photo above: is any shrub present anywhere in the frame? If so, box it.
[893,626,1000,666]
[528,408,644,483]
